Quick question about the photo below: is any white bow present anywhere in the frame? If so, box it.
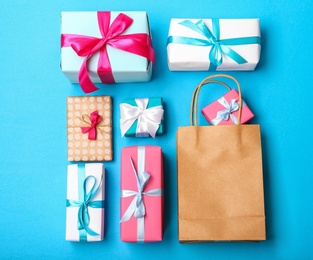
[120,98,164,138]
[120,157,163,223]
[211,97,240,125]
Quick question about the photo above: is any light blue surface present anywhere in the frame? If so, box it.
[0,0,312,259]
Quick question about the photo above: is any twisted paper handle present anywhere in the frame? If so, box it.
[190,74,243,126]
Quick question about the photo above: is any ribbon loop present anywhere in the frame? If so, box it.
[210,42,223,66]
[120,157,149,222]
[66,175,104,237]
[120,98,164,138]
[61,12,155,93]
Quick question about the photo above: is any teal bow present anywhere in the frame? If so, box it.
[167,19,261,70]
[66,175,104,239]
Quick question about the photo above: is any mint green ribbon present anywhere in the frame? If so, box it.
[66,166,104,241]
[167,19,261,70]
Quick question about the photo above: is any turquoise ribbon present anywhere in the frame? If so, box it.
[167,19,261,70]
[66,165,104,241]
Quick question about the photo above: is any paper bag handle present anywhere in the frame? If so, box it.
[190,74,243,126]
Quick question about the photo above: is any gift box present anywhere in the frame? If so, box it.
[67,96,112,161]
[167,18,261,71]
[66,163,105,242]
[201,89,254,125]
[61,11,155,93]
[120,98,164,138]
[120,146,163,242]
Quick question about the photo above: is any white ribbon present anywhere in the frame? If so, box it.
[211,97,244,125]
[120,98,164,138]
[120,146,163,242]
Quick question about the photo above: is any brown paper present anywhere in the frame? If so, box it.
[177,74,266,243]
[67,96,112,161]
[177,125,266,242]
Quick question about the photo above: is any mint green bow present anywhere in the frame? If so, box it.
[167,19,261,70]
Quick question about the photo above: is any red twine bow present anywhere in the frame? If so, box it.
[80,110,102,140]
[61,12,155,94]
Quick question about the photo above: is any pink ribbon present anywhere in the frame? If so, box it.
[61,12,155,93]
[81,110,102,140]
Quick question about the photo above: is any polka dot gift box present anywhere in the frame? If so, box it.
[67,96,112,161]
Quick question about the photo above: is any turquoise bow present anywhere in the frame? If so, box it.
[167,19,261,70]
[66,175,104,239]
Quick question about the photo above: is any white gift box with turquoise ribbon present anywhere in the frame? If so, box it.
[66,164,105,242]
[167,18,261,71]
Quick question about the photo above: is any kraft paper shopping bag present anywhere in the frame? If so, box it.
[177,74,266,243]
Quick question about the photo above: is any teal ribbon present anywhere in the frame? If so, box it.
[66,165,104,241]
[167,19,261,70]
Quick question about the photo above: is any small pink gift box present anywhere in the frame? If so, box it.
[201,89,254,125]
[120,146,163,242]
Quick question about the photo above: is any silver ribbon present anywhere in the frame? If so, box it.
[120,146,163,242]
[211,97,244,125]
[120,98,164,138]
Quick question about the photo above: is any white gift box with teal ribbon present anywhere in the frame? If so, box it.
[66,163,105,242]
[167,18,261,71]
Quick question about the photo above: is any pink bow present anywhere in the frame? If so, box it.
[80,110,102,140]
[61,12,155,93]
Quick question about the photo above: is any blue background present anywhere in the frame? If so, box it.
[1,0,312,259]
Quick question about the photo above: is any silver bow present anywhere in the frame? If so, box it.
[120,146,163,242]
[211,97,240,125]
[120,98,164,138]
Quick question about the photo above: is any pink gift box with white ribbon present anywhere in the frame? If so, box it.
[201,89,254,125]
[120,146,163,242]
